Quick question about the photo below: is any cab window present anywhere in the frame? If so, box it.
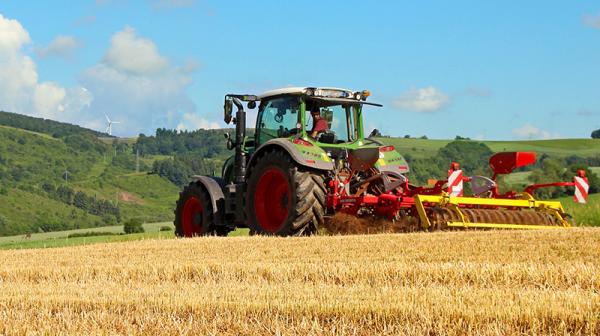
[305,103,357,143]
[256,96,300,145]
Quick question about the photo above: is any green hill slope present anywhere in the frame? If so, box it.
[0,121,180,236]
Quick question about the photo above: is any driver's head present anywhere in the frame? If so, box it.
[310,107,321,119]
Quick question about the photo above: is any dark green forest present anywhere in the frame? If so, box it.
[135,128,233,186]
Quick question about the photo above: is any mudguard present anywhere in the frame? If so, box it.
[191,175,225,220]
[248,138,334,172]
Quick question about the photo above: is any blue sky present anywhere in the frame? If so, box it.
[0,0,599,139]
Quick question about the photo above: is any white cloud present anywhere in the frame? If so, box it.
[0,14,88,122]
[80,26,218,135]
[33,82,66,118]
[103,27,168,76]
[512,123,561,140]
[36,35,81,58]
[80,63,196,132]
[176,113,219,131]
[583,12,600,30]
[392,87,450,113]
[0,16,217,136]
[0,14,30,55]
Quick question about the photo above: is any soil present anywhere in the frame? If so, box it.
[322,213,420,235]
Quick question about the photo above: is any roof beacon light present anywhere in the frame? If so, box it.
[361,90,370,100]
[354,89,371,101]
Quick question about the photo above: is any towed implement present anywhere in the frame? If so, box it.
[174,87,588,237]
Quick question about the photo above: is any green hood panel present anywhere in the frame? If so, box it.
[248,138,334,171]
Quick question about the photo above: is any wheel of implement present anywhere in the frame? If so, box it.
[174,181,224,237]
[247,150,326,236]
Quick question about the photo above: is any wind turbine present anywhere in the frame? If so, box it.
[104,113,121,136]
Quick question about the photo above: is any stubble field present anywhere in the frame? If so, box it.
[0,229,598,335]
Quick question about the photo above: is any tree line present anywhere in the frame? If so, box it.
[134,128,231,157]
[135,128,233,187]
[41,183,121,224]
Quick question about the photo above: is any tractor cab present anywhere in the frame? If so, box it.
[222,87,381,148]
[252,87,381,147]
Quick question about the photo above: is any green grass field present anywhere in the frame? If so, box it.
[562,193,600,226]
[0,222,250,250]
[0,188,104,235]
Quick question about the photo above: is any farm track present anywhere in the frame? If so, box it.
[0,229,599,335]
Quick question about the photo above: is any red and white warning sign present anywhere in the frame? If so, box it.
[573,175,589,204]
[447,168,464,197]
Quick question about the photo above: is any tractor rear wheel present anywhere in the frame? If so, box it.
[174,181,222,237]
[247,150,326,236]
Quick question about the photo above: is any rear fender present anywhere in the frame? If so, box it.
[247,138,334,173]
[191,175,225,224]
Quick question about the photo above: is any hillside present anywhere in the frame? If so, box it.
[0,229,597,334]
[0,111,107,138]
[0,122,179,236]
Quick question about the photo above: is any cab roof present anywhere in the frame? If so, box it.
[257,87,353,100]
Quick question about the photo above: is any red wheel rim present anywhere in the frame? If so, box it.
[254,168,291,233]
[182,196,203,236]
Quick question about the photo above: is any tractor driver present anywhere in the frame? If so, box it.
[309,107,328,139]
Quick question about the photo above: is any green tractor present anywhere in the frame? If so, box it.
[174,87,580,236]
[174,87,409,236]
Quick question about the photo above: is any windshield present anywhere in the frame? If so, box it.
[257,96,300,144]
[306,103,358,143]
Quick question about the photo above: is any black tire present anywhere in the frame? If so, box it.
[174,181,225,237]
[247,150,326,236]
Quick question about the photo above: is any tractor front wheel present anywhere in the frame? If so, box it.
[247,150,326,236]
[174,182,219,237]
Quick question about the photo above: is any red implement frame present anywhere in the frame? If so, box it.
[326,152,586,219]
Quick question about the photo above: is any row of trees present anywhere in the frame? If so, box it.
[135,128,231,187]
[152,154,222,187]
[592,129,600,139]
[405,141,494,185]
[134,128,230,157]
[41,183,121,224]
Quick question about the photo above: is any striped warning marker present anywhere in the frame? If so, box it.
[573,175,589,204]
[447,169,464,197]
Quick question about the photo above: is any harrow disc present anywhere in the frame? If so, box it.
[426,207,565,230]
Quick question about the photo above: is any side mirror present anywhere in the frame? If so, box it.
[224,132,234,150]
[224,99,233,124]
